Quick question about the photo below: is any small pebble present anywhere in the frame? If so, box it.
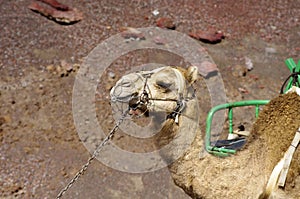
[238,87,249,94]
[153,36,166,45]
[245,57,253,71]
[108,71,116,79]
[152,9,159,16]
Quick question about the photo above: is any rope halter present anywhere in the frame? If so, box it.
[110,67,196,124]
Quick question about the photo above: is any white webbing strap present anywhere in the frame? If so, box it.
[278,128,300,187]
[264,127,300,197]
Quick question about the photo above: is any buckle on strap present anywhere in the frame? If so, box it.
[167,100,186,124]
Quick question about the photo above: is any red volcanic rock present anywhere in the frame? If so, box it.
[37,0,69,11]
[156,17,176,30]
[28,1,83,24]
[189,30,225,44]
[193,61,218,78]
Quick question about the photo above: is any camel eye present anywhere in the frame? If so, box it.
[156,80,172,90]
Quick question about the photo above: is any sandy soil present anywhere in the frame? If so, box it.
[253,92,300,196]
[1,0,300,198]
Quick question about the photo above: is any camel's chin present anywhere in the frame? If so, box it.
[129,109,149,117]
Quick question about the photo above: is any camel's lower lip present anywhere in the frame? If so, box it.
[129,109,141,115]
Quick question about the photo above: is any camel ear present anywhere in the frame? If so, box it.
[186,66,198,84]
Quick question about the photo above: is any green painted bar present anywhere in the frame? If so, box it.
[205,59,300,157]
[285,58,296,72]
[255,105,259,118]
[205,100,270,156]
[228,107,233,134]
[284,58,300,93]
[285,80,293,93]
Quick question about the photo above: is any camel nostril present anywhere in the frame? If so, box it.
[128,97,149,117]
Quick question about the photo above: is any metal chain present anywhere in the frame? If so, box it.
[56,70,196,198]
[56,109,129,199]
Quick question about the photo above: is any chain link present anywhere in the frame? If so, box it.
[56,109,129,199]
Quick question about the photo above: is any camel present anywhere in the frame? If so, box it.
[110,66,300,199]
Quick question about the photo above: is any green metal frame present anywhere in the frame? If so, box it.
[282,58,300,93]
[205,58,300,157]
[205,100,269,157]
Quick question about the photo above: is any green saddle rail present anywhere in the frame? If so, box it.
[205,100,269,157]
[205,58,300,157]
[281,58,300,93]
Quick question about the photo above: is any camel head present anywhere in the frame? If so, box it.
[110,66,198,120]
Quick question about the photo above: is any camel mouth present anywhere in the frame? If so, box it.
[128,96,150,117]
